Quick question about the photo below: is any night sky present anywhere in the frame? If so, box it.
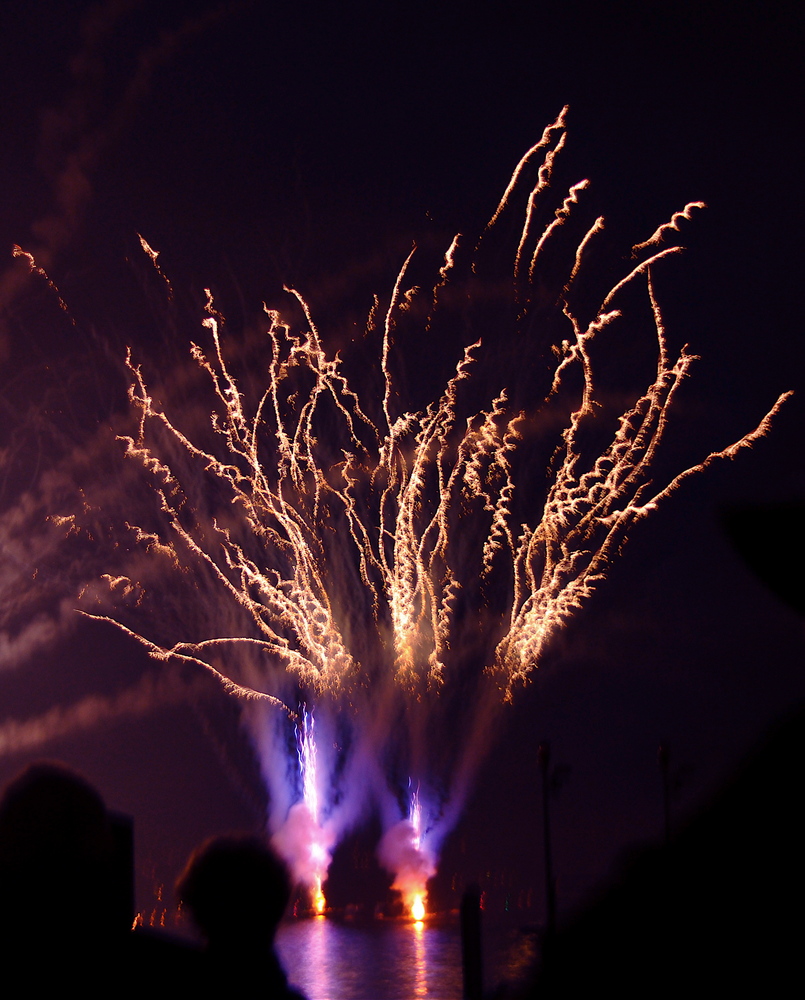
[0,0,802,930]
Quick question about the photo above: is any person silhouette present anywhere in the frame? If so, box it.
[176,834,307,998]
[0,761,119,987]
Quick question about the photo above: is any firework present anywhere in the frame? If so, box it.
[74,109,789,910]
[378,786,435,921]
[290,708,329,913]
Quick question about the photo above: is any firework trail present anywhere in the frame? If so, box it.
[269,707,331,913]
[66,109,788,913]
[378,784,433,919]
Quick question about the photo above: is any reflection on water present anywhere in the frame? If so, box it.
[276,918,463,1000]
[413,920,427,998]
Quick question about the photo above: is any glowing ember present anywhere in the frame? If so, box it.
[73,108,790,901]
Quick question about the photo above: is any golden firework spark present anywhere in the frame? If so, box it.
[65,109,791,907]
[81,110,788,712]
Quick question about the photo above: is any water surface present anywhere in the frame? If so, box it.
[277,918,463,1000]
[277,916,539,999]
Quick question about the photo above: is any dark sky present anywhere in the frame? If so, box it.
[0,0,802,925]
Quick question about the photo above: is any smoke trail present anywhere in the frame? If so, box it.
[0,1,248,355]
[0,601,76,675]
[0,668,199,757]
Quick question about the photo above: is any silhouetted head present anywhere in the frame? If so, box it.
[176,834,291,948]
[0,760,113,941]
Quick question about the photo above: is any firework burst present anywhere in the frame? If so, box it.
[71,109,789,907]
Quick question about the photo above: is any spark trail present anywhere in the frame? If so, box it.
[291,708,329,913]
[75,109,789,913]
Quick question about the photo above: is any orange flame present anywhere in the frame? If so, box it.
[313,875,326,915]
